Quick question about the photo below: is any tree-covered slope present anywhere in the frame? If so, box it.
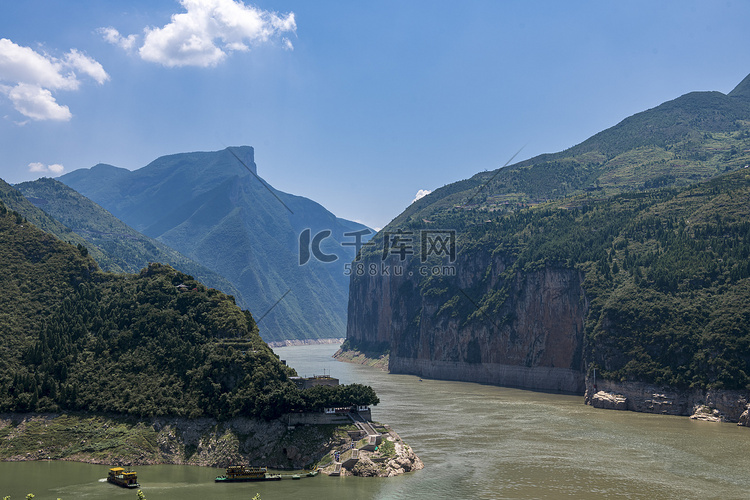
[0,202,377,419]
[14,177,244,307]
[392,74,750,227]
[346,73,750,392]
[60,146,371,342]
[466,170,750,389]
[0,178,113,270]
[349,168,750,391]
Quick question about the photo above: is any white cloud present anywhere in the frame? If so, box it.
[412,189,432,203]
[0,38,77,91]
[8,83,71,121]
[28,162,65,175]
[0,38,109,121]
[65,49,110,84]
[98,27,138,51]
[102,0,296,68]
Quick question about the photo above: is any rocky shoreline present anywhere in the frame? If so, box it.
[0,412,422,477]
[334,348,750,429]
[267,338,345,348]
[584,379,750,426]
[317,425,423,477]
[332,348,389,371]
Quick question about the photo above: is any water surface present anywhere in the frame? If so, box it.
[2,343,749,499]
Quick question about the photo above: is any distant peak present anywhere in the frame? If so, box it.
[728,73,750,98]
[224,146,256,174]
[91,163,127,171]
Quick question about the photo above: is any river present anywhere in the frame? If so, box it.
[2,343,750,499]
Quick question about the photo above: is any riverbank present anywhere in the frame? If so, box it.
[584,379,750,426]
[267,338,345,348]
[0,412,421,476]
[333,348,389,371]
[333,347,750,428]
[316,424,422,477]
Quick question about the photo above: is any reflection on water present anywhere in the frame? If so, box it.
[2,343,750,499]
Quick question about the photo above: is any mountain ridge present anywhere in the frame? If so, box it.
[343,72,750,404]
[13,177,244,304]
[60,146,371,342]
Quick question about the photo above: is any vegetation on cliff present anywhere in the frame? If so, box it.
[58,147,372,342]
[0,201,377,419]
[12,177,244,305]
[347,74,750,392]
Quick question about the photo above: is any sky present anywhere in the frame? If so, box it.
[1,1,750,229]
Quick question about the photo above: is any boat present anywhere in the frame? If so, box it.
[215,465,281,482]
[107,467,140,488]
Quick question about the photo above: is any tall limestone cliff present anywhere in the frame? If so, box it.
[344,74,750,403]
[347,249,587,392]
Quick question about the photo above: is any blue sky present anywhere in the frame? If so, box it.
[1,1,750,229]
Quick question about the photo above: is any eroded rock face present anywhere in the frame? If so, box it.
[590,391,628,411]
[584,380,750,423]
[0,413,338,469]
[390,440,423,474]
[737,405,750,427]
[352,456,380,477]
[690,406,725,422]
[347,250,587,393]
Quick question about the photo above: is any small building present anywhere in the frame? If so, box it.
[290,375,339,390]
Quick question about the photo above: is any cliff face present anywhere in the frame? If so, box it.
[347,249,588,393]
[585,379,750,424]
[345,74,750,413]
[0,413,422,473]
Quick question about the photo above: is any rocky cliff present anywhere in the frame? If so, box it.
[347,247,588,393]
[585,379,750,425]
[343,74,750,419]
[0,412,422,475]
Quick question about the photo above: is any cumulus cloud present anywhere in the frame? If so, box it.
[65,49,109,84]
[101,0,296,67]
[9,83,72,121]
[28,162,65,175]
[98,27,138,51]
[0,38,109,121]
[412,189,432,203]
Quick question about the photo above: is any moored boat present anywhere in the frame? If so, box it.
[215,465,281,482]
[107,467,140,488]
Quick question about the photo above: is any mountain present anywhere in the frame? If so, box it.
[343,73,750,401]
[0,199,378,419]
[0,178,114,269]
[393,75,750,225]
[60,146,371,342]
[14,177,244,306]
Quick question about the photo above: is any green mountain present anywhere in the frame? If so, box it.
[0,200,377,419]
[396,76,750,224]
[0,178,113,269]
[13,177,244,306]
[345,73,750,395]
[60,147,371,342]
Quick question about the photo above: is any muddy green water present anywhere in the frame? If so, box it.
[2,343,750,499]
